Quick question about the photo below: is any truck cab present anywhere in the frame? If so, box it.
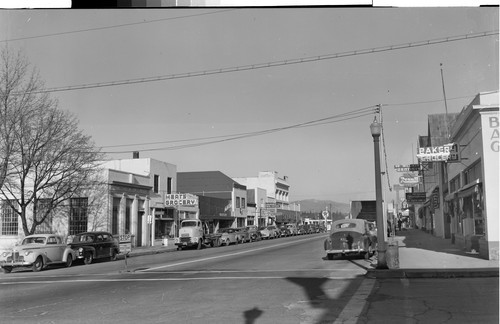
[174,219,204,250]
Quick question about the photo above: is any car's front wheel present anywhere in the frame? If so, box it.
[84,252,93,265]
[65,256,73,268]
[32,256,43,272]
[110,250,117,261]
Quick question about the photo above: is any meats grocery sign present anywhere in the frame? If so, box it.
[165,193,198,206]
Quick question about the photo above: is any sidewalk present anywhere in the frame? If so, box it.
[366,228,499,278]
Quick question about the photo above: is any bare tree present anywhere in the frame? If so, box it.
[0,48,39,189]
[0,48,104,236]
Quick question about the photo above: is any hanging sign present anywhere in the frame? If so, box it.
[417,143,458,162]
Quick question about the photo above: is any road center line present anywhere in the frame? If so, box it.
[144,236,322,272]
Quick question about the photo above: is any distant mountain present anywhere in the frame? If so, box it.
[292,199,350,215]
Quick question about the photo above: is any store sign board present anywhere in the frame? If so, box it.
[417,143,459,162]
[399,176,420,185]
[394,165,410,172]
[406,192,426,203]
[165,193,198,206]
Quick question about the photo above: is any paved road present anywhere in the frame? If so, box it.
[0,234,369,323]
[2,234,498,324]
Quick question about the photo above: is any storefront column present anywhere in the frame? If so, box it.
[119,194,126,235]
[142,198,150,247]
[131,195,138,240]
[151,208,156,247]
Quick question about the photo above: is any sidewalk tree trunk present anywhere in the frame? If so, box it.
[0,47,104,236]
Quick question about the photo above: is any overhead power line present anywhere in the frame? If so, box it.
[102,105,377,153]
[18,30,499,95]
[1,10,234,43]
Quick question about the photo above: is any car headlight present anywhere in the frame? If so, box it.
[2,252,9,257]
[78,247,84,253]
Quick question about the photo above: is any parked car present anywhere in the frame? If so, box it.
[266,225,280,239]
[68,231,120,265]
[245,225,262,241]
[286,223,298,236]
[234,227,251,243]
[298,224,312,234]
[279,226,291,237]
[218,228,239,246]
[259,226,277,239]
[323,219,377,260]
[0,234,75,273]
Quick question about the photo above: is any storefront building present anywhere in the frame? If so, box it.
[233,171,301,226]
[177,171,248,228]
[445,91,499,260]
[102,156,177,247]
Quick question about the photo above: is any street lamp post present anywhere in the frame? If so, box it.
[370,116,388,269]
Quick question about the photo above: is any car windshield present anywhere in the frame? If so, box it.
[182,221,198,227]
[22,237,46,245]
[73,234,94,243]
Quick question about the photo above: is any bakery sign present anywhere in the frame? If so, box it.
[417,143,459,162]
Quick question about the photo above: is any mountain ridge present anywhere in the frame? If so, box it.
[292,199,350,214]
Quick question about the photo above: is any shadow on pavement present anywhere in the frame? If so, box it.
[243,307,263,324]
[286,276,366,324]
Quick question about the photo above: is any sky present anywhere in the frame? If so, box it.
[0,7,498,204]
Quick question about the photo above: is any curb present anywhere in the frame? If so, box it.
[365,268,499,279]
[117,247,177,259]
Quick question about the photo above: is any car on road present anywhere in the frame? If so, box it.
[323,219,377,260]
[260,225,280,239]
[218,228,239,246]
[245,225,262,241]
[279,226,291,237]
[234,227,251,243]
[68,231,120,265]
[0,234,75,273]
[286,223,298,236]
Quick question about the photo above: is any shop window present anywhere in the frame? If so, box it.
[35,199,53,234]
[154,174,160,193]
[126,199,132,233]
[167,177,172,194]
[242,198,246,209]
[449,175,460,193]
[1,200,18,235]
[69,198,88,235]
[464,160,482,185]
[112,197,120,235]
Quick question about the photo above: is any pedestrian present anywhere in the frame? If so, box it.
[397,218,402,232]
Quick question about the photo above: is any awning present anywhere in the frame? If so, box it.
[457,180,481,199]
[200,215,235,221]
[444,192,457,202]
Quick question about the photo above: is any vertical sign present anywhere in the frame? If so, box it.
[480,111,499,242]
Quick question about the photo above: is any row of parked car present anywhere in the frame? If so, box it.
[218,223,326,246]
[0,231,120,273]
